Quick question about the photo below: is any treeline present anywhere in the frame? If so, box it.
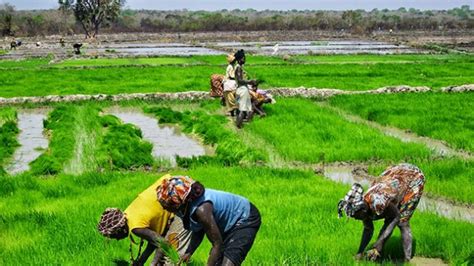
[1,4,473,37]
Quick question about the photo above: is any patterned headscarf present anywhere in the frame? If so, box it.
[97,208,128,238]
[337,183,365,218]
[156,176,195,210]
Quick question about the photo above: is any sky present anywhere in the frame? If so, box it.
[3,0,472,11]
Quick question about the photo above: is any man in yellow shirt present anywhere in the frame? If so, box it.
[97,174,191,265]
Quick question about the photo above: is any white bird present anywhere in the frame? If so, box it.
[272,43,279,55]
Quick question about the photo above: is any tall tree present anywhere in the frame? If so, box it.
[60,0,124,38]
[0,3,15,36]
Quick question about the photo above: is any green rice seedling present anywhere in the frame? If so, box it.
[244,98,431,163]
[329,92,474,153]
[98,122,154,170]
[0,167,472,265]
[0,54,472,97]
[0,58,50,69]
[63,104,105,175]
[30,105,77,175]
[0,108,19,173]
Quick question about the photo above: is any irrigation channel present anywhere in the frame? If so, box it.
[323,164,474,223]
[107,107,210,166]
[6,109,49,174]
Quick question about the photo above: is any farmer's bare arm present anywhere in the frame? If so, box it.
[181,229,205,262]
[357,219,374,255]
[132,228,166,247]
[235,65,254,86]
[195,202,224,266]
[372,203,400,252]
[132,228,166,264]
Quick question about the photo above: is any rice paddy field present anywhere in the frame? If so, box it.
[0,52,473,265]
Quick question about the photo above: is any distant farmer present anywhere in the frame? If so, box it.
[249,87,274,117]
[10,39,21,50]
[223,53,238,116]
[97,174,191,265]
[234,49,257,128]
[338,163,425,262]
[157,175,261,265]
[73,43,83,55]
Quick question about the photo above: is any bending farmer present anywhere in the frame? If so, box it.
[97,174,191,265]
[337,163,425,262]
[157,175,261,266]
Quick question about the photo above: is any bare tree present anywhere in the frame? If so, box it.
[60,0,124,38]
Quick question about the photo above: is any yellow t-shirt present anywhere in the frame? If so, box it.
[124,174,173,236]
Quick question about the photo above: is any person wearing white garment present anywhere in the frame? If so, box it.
[223,54,238,116]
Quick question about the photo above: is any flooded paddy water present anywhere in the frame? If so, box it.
[323,164,474,223]
[1,39,423,60]
[213,40,422,55]
[107,107,210,166]
[6,109,49,174]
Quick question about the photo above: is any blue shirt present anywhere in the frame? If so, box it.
[189,189,250,233]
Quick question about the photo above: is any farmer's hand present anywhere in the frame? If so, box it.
[366,248,381,261]
[354,253,364,261]
[179,253,192,265]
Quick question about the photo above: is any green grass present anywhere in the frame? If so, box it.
[98,115,154,170]
[0,58,50,69]
[0,54,472,97]
[0,108,19,174]
[244,98,431,163]
[329,92,474,153]
[0,167,472,265]
[63,104,104,175]
[30,105,77,175]
[291,54,472,64]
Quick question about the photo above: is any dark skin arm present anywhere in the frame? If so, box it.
[194,202,224,266]
[357,219,374,257]
[181,230,205,263]
[372,202,400,253]
[132,228,167,265]
[235,64,256,87]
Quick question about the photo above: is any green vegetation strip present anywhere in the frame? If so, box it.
[329,92,474,153]
[30,105,77,175]
[97,114,154,170]
[0,54,472,97]
[245,98,431,163]
[0,167,472,264]
[0,108,19,175]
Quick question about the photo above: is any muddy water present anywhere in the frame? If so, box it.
[96,46,225,56]
[323,164,474,223]
[6,109,49,174]
[214,40,420,55]
[107,108,208,166]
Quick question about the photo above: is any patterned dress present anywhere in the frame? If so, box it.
[364,163,425,223]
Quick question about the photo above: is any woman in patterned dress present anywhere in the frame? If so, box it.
[337,163,425,262]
